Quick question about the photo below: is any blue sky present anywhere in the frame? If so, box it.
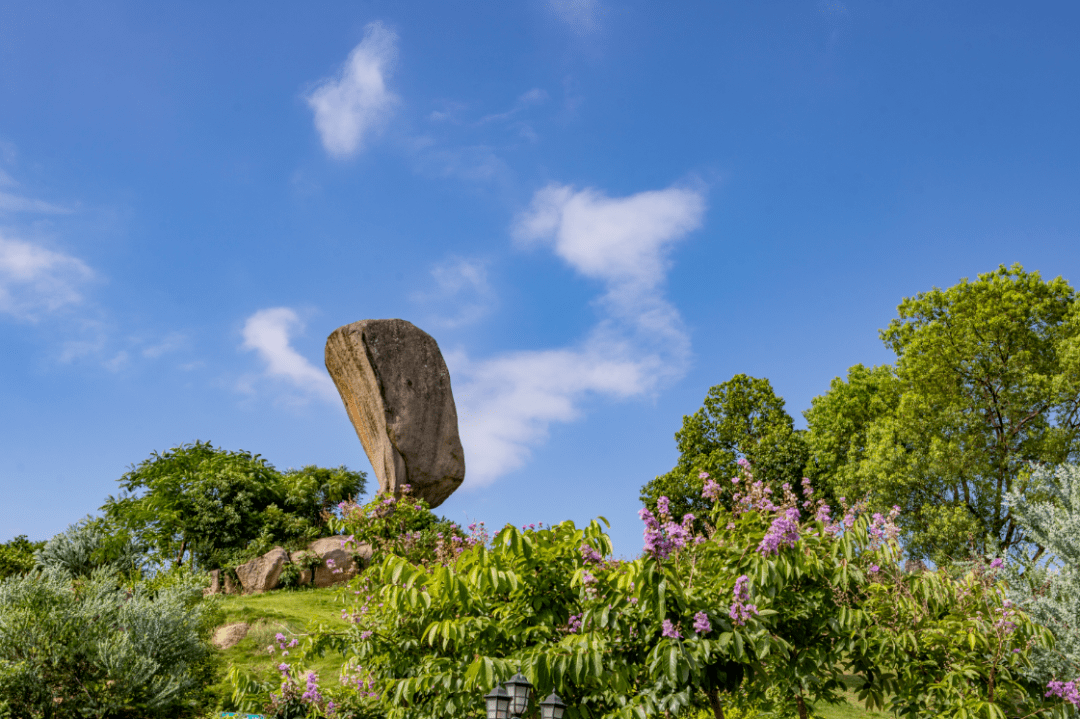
[2,1,1079,558]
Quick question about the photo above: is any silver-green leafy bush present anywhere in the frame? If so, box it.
[0,566,217,718]
[1006,462,1080,686]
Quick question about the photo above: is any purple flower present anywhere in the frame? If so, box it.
[729,575,759,626]
[566,613,583,634]
[278,662,291,674]
[693,611,711,634]
[869,565,880,574]
[990,558,1005,569]
[661,619,682,639]
[757,507,801,555]
[1047,680,1080,708]
[702,479,722,500]
[580,544,604,565]
[737,458,750,469]
[657,496,671,517]
[699,471,710,480]
[815,504,832,523]
[275,632,287,642]
[360,630,373,640]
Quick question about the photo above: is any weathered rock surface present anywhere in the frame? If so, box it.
[235,546,289,594]
[325,319,465,508]
[307,536,372,588]
[212,622,249,650]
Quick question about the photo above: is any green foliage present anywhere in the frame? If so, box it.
[641,374,811,527]
[226,466,1071,719]
[0,567,218,718]
[101,441,366,571]
[1004,462,1080,687]
[35,517,149,580]
[0,535,43,579]
[329,487,477,566]
[807,264,1080,563]
[856,564,1052,719]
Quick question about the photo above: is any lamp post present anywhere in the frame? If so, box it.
[484,674,566,719]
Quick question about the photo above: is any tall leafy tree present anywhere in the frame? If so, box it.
[101,441,365,570]
[641,374,810,526]
[806,264,1080,563]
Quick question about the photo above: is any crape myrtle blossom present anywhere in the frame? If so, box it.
[758,507,801,555]
[693,611,712,634]
[729,575,759,626]
[1047,680,1080,709]
[639,498,696,561]
[661,619,682,639]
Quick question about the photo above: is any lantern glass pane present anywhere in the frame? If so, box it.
[497,692,511,719]
[506,674,533,716]
[541,692,566,719]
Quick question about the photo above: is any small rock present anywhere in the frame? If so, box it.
[325,319,465,508]
[212,622,249,650]
[236,547,289,594]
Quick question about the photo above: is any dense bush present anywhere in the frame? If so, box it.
[101,441,366,571]
[0,534,43,579]
[230,464,1069,719]
[0,566,218,718]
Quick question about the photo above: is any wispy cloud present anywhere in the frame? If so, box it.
[240,307,337,401]
[411,257,497,328]
[548,0,603,35]
[306,22,399,159]
[0,232,95,322]
[452,182,706,487]
[0,191,70,214]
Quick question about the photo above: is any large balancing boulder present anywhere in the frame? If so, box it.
[325,319,465,508]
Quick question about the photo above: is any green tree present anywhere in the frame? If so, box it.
[806,264,1080,563]
[101,441,365,571]
[641,375,810,526]
[0,535,44,580]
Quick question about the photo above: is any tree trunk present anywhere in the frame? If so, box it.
[707,688,725,719]
[175,539,187,567]
[796,695,809,719]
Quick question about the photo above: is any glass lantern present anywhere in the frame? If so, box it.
[503,673,534,717]
[540,692,567,719]
[485,685,511,719]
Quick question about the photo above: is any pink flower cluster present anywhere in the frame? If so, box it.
[729,575,759,626]
[661,619,682,639]
[639,499,695,561]
[757,507,801,555]
[1047,680,1080,708]
[693,611,711,634]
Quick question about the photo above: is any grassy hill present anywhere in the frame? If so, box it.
[207,587,883,718]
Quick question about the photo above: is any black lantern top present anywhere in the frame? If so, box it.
[540,692,567,719]
[485,685,512,719]
[504,672,533,716]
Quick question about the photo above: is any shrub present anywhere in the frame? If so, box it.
[0,535,43,580]
[0,566,218,718]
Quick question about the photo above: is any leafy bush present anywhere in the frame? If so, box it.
[0,535,43,579]
[227,463,1071,719]
[1005,462,1080,692]
[329,485,484,566]
[35,517,148,580]
[101,441,366,571]
[0,566,218,718]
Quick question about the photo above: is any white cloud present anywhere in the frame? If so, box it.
[0,191,69,214]
[453,182,706,487]
[240,308,337,401]
[412,257,497,328]
[0,233,94,321]
[306,22,399,159]
[549,0,603,35]
[141,331,187,359]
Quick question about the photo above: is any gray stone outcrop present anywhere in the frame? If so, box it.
[235,546,289,594]
[325,319,465,508]
[306,536,372,588]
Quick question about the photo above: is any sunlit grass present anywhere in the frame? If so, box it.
[207,586,351,706]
